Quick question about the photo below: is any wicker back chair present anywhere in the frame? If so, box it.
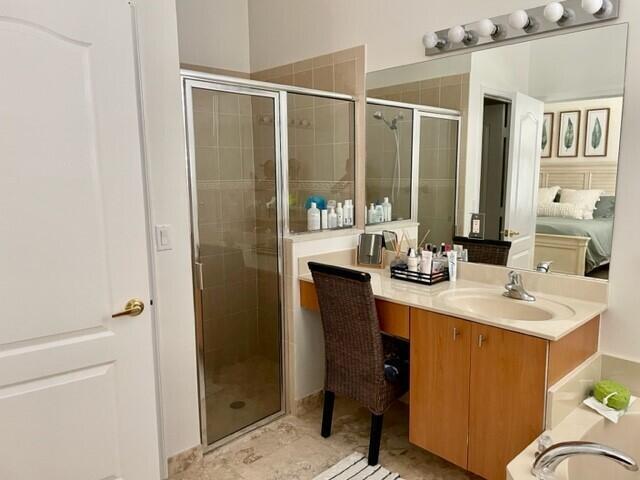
[454,236,512,266]
[308,262,408,466]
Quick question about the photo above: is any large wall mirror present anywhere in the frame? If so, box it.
[366,24,628,280]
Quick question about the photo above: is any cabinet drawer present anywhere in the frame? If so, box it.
[299,281,409,339]
[376,300,410,340]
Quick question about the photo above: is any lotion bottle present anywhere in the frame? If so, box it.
[368,203,376,224]
[307,202,320,231]
[336,202,344,228]
[383,197,392,222]
[321,209,328,230]
[344,199,353,226]
[328,207,338,229]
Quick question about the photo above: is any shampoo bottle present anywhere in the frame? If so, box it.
[383,197,392,222]
[368,203,376,224]
[307,202,321,231]
[375,204,384,224]
[328,207,338,229]
[344,200,353,226]
[321,209,328,230]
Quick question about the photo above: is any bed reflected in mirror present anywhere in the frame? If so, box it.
[366,24,627,280]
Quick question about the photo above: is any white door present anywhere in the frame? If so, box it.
[504,92,544,269]
[0,1,161,479]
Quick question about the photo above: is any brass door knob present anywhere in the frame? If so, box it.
[112,299,145,318]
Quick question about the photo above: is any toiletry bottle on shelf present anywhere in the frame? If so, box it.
[383,197,392,222]
[368,203,376,224]
[328,206,338,229]
[307,202,321,231]
[375,204,384,223]
[344,199,353,226]
[336,202,344,228]
[321,209,328,230]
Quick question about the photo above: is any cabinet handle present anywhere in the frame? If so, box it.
[478,334,486,348]
[453,327,460,341]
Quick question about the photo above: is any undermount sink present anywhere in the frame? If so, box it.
[437,288,575,322]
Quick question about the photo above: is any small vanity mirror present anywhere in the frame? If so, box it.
[357,233,385,268]
[367,24,627,280]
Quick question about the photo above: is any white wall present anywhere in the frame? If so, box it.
[246,0,640,361]
[528,25,627,102]
[135,0,201,472]
[176,0,251,72]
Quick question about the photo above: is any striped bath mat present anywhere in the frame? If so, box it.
[313,452,404,480]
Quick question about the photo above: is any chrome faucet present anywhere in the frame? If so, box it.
[532,441,639,478]
[503,271,536,302]
[536,261,553,273]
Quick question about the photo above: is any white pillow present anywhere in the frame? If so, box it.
[559,189,604,220]
[537,202,584,219]
[538,186,561,205]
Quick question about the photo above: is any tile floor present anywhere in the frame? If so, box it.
[172,397,479,480]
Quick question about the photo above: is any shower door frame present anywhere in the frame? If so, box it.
[182,74,287,451]
[366,97,462,231]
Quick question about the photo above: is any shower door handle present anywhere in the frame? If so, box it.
[194,262,204,290]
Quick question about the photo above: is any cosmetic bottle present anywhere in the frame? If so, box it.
[328,207,338,229]
[420,250,433,275]
[336,202,344,228]
[382,197,392,222]
[375,204,384,224]
[447,250,458,281]
[321,209,328,230]
[368,203,376,224]
[344,200,353,226]
[407,248,419,272]
[307,202,320,231]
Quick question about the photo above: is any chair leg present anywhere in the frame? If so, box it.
[368,413,384,466]
[321,391,335,438]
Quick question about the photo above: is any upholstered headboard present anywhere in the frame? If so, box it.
[539,161,617,195]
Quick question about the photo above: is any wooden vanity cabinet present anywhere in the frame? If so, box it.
[467,323,547,480]
[410,309,547,480]
[410,310,471,469]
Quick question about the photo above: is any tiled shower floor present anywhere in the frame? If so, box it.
[204,356,281,444]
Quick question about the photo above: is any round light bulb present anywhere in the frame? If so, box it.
[544,2,566,23]
[508,10,531,30]
[476,19,498,38]
[582,0,612,15]
[422,32,442,49]
[448,25,467,44]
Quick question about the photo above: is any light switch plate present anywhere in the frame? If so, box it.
[155,224,172,251]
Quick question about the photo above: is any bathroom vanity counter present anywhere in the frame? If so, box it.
[300,263,606,480]
[298,265,606,341]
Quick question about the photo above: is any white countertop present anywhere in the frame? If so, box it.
[299,265,606,341]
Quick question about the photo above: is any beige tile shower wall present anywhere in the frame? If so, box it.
[253,46,367,229]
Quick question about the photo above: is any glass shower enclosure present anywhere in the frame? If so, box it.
[182,72,357,449]
[183,79,284,447]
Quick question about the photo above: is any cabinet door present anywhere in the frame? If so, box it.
[410,309,471,469]
[468,323,547,480]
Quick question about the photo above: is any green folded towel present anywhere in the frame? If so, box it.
[594,380,631,411]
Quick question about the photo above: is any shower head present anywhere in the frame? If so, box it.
[373,111,403,130]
